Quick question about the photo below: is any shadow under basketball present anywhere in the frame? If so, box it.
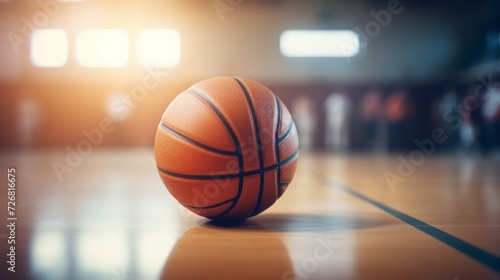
[249,213,396,232]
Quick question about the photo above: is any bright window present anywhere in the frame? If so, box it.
[136,29,180,67]
[31,29,68,67]
[280,30,359,58]
[76,29,129,68]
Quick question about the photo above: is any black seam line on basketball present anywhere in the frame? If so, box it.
[274,95,282,198]
[278,120,294,143]
[234,77,265,216]
[280,149,299,166]
[187,87,244,219]
[156,149,298,180]
[181,198,235,209]
[314,173,500,274]
[187,88,240,149]
[159,122,238,156]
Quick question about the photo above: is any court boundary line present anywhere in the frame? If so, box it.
[315,173,500,274]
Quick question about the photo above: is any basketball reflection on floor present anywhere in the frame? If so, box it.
[161,221,292,280]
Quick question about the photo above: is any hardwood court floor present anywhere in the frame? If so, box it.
[0,149,499,280]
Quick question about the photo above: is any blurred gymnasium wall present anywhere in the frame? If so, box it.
[0,0,498,150]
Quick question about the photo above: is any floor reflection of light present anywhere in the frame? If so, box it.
[76,230,128,277]
[137,231,178,278]
[483,167,499,220]
[459,157,475,188]
[31,231,67,279]
[284,233,356,280]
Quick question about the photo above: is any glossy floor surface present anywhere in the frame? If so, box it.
[0,149,499,280]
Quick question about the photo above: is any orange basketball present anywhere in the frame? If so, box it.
[154,77,299,221]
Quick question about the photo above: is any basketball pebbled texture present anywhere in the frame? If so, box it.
[154,77,299,221]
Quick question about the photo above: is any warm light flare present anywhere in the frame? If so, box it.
[76,29,129,68]
[280,30,359,58]
[137,29,181,67]
[31,29,68,67]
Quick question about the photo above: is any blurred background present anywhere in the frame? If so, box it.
[0,0,499,154]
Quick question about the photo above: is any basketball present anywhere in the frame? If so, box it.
[154,76,299,220]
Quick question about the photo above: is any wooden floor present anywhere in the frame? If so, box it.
[0,149,499,280]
